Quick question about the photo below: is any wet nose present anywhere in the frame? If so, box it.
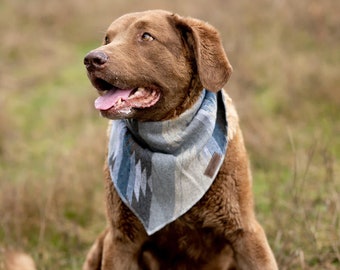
[84,50,108,70]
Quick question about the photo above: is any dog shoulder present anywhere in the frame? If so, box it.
[221,89,239,141]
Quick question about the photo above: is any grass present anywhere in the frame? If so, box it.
[0,0,339,269]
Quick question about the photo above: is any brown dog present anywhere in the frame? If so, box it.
[83,10,278,270]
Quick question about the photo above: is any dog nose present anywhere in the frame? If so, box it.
[84,51,108,70]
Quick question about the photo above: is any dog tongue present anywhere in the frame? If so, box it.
[94,89,133,110]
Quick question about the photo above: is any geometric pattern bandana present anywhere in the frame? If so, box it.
[108,89,228,235]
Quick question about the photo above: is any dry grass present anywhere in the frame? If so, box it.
[0,0,339,269]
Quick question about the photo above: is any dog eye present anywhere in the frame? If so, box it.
[141,32,154,42]
[104,35,110,45]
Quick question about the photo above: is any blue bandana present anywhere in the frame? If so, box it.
[108,90,228,235]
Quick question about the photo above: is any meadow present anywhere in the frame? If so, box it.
[0,0,339,269]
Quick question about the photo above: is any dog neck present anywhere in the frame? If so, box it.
[125,89,205,155]
[159,74,203,121]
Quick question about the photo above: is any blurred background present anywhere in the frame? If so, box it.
[0,0,339,269]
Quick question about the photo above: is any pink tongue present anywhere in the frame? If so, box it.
[94,89,133,110]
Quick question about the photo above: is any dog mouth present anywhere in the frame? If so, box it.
[92,78,161,114]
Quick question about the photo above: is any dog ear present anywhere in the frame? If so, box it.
[172,15,233,92]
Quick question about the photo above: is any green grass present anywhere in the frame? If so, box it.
[1,0,339,269]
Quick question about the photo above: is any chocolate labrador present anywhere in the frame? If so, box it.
[83,9,278,270]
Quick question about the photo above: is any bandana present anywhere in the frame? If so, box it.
[108,90,228,235]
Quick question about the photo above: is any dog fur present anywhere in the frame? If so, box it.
[83,10,278,270]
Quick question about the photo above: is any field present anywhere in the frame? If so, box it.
[0,0,339,269]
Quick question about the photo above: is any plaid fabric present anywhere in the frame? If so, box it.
[108,90,228,235]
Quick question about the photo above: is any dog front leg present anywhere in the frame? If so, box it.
[231,221,278,270]
[98,229,143,270]
[83,227,142,270]
[83,228,109,270]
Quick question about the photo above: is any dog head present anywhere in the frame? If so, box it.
[84,10,232,121]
